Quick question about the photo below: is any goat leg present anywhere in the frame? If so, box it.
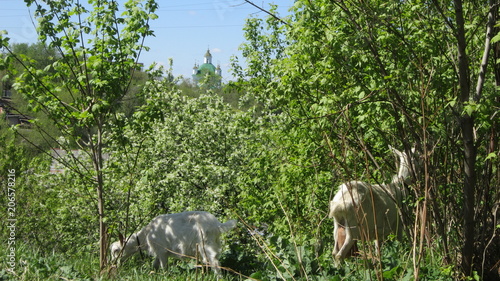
[336,224,356,261]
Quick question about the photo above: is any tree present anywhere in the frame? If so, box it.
[0,0,158,271]
[234,0,499,278]
[452,0,498,275]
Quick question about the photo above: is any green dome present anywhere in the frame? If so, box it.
[198,62,216,74]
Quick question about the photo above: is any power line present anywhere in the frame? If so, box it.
[152,24,244,29]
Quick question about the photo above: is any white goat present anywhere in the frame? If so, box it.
[110,211,237,274]
[329,146,416,263]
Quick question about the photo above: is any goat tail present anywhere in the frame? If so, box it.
[219,220,237,233]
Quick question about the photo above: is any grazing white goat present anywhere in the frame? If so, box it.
[329,146,416,263]
[110,211,237,274]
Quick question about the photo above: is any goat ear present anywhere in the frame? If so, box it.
[118,232,125,246]
[388,145,401,157]
[411,143,417,154]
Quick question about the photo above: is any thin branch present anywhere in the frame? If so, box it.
[244,0,290,26]
[475,2,499,102]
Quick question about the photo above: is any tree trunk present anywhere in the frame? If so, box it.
[453,0,477,276]
[97,172,107,271]
[92,122,107,271]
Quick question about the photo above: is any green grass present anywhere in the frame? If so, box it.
[0,240,460,281]
[0,242,248,281]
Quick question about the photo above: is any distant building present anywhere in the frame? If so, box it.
[0,95,33,127]
[192,49,222,88]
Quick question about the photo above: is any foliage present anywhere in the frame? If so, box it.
[0,0,159,271]
[232,0,500,279]
[103,68,265,235]
[1,0,499,280]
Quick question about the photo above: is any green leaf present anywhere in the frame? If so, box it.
[491,32,500,44]
[485,152,497,162]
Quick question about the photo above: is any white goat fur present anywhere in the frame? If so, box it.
[110,211,237,273]
[328,146,415,263]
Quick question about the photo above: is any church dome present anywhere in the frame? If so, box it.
[192,49,222,88]
[198,62,216,74]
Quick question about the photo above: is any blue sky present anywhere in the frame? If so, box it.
[0,0,291,81]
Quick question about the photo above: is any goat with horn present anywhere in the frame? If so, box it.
[329,145,418,264]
